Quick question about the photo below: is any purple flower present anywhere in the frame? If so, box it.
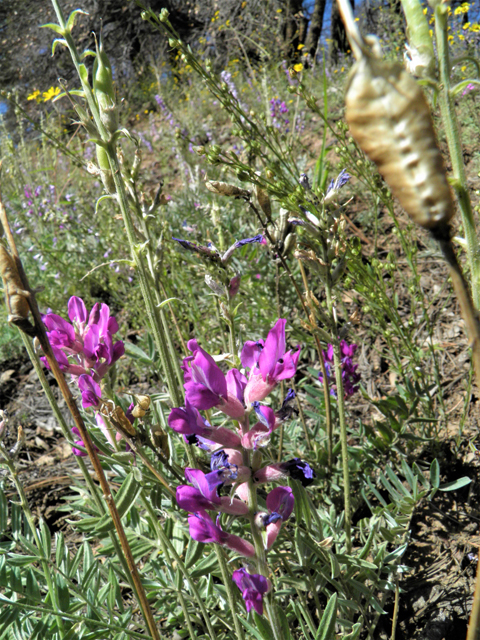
[182,340,246,419]
[42,297,124,386]
[78,374,102,409]
[188,511,256,557]
[232,568,270,615]
[254,458,316,487]
[318,340,360,398]
[242,319,301,405]
[177,468,249,515]
[168,400,242,448]
[229,275,241,298]
[241,402,278,450]
[261,486,295,548]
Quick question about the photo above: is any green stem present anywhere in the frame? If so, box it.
[435,5,480,309]
[214,546,245,640]
[324,283,352,554]
[141,496,218,639]
[51,0,182,407]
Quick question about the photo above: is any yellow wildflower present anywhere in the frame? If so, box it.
[42,86,60,102]
[293,63,303,73]
[454,2,469,15]
[297,44,305,50]
[463,22,470,30]
[27,90,41,102]
[470,23,480,32]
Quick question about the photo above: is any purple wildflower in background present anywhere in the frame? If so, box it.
[318,340,360,398]
[270,97,290,130]
[232,569,270,615]
[326,168,351,195]
[462,83,476,96]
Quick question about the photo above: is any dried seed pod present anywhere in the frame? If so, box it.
[345,56,454,230]
[205,181,251,198]
[0,245,30,321]
[132,395,151,418]
[256,185,272,218]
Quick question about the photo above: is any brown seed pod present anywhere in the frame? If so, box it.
[205,181,251,199]
[345,56,455,230]
[0,245,30,320]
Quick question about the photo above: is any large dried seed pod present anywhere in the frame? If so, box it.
[0,245,30,320]
[345,56,455,230]
[205,181,251,198]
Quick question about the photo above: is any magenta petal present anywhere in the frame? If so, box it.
[272,346,301,381]
[190,348,228,398]
[241,340,264,370]
[258,319,286,380]
[77,374,102,408]
[232,569,269,614]
[43,314,76,343]
[67,297,87,324]
[188,510,228,544]
[168,404,207,436]
[177,486,216,512]
[83,324,100,360]
[107,316,119,335]
[111,340,125,363]
[185,468,220,503]
[226,369,247,403]
[51,345,70,369]
[184,381,222,410]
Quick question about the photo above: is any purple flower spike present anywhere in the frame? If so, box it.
[318,340,360,398]
[232,568,270,615]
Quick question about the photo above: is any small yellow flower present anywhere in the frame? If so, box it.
[429,29,433,38]
[463,22,470,30]
[241,1,246,8]
[27,90,41,102]
[293,63,303,73]
[461,65,467,72]
[297,44,305,50]
[454,2,470,15]
[470,23,480,32]
[423,7,428,14]
[277,9,282,13]
[42,86,61,102]
[144,109,149,114]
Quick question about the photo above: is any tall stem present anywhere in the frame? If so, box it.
[324,283,352,553]
[435,5,480,309]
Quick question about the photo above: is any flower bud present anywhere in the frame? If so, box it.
[159,8,169,22]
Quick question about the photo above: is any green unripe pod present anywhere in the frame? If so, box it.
[95,145,115,194]
[93,38,118,134]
